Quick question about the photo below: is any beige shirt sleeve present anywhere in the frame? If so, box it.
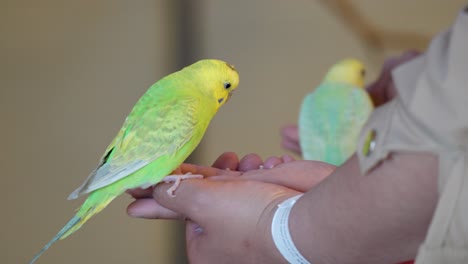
[357,7,468,264]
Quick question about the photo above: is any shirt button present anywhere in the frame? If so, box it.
[363,129,377,156]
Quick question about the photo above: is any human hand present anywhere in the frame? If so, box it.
[127,152,334,263]
[213,152,335,192]
[153,176,301,264]
[366,50,421,106]
[127,151,332,217]
[128,153,300,263]
[125,151,291,219]
[280,125,301,155]
[212,151,295,172]
[126,152,243,217]
[189,151,334,192]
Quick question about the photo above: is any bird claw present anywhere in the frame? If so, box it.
[162,173,203,197]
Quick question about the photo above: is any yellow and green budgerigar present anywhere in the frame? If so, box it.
[298,58,373,166]
[30,59,239,264]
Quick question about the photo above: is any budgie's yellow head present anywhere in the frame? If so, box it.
[323,58,365,88]
[186,59,239,109]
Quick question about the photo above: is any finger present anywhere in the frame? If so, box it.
[282,140,302,154]
[281,125,302,154]
[126,187,155,199]
[263,156,283,169]
[153,177,299,226]
[241,173,317,192]
[179,163,240,178]
[153,179,219,223]
[127,198,181,219]
[238,153,263,172]
[209,175,245,181]
[242,161,335,192]
[179,163,219,176]
[281,125,299,141]
[211,152,239,170]
[281,154,296,163]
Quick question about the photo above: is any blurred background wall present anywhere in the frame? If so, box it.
[1,1,465,263]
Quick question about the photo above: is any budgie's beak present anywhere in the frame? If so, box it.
[226,91,234,102]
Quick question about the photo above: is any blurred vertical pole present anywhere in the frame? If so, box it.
[173,0,206,167]
[168,0,202,263]
[174,0,202,68]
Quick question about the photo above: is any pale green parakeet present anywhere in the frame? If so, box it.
[298,59,373,166]
[30,59,240,263]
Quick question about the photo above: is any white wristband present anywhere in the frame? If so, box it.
[271,194,311,264]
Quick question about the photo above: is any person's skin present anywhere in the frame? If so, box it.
[128,153,335,263]
[127,153,335,218]
[127,51,437,263]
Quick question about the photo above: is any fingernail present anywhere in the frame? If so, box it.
[127,208,141,218]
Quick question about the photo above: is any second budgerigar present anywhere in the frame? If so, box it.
[298,59,373,166]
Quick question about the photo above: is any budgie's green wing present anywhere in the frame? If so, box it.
[299,84,373,165]
[337,87,373,160]
[68,96,199,199]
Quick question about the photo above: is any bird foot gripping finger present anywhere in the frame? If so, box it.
[162,173,204,197]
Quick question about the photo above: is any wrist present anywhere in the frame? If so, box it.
[272,194,311,264]
[256,194,299,264]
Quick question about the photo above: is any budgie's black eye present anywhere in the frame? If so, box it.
[224,82,231,89]
[361,69,366,77]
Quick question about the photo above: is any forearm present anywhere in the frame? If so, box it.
[287,153,438,263]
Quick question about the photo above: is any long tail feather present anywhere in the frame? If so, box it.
[29,195,114,264]
[29,215,81,264]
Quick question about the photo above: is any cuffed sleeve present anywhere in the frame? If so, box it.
[357,7,468,264]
